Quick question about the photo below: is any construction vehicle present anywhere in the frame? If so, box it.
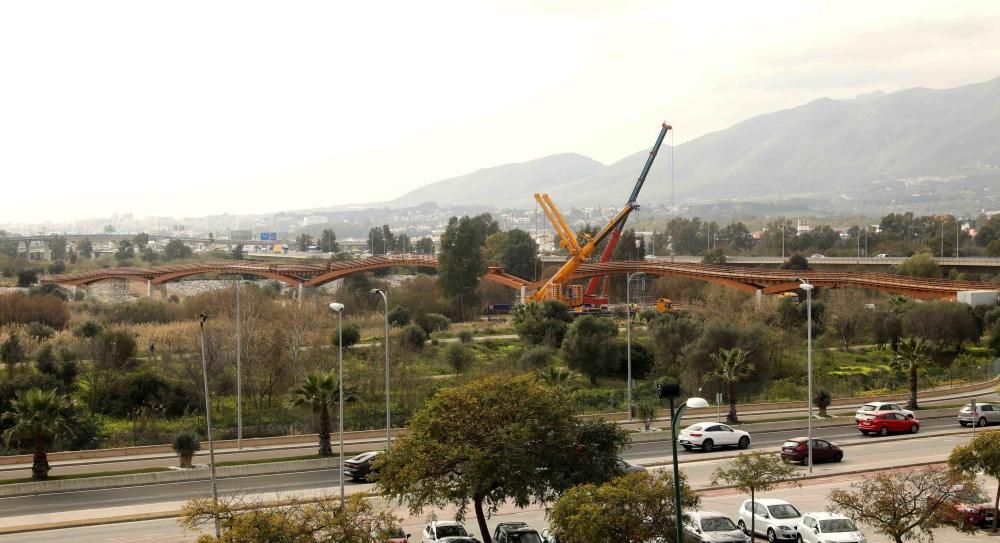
[656,297,674,313]
[529,123,671,312]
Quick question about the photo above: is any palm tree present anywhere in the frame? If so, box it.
[1,388,75,480]
[892,337,931,410]
[710,348,754,424]
[538,366,579,393]
[289,371,347,457]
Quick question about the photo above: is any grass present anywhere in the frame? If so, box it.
[215,453,327,467]
[0,466,170,485]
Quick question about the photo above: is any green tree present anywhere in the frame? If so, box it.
[897,252,941,278]
[710,347,754,424]
[331,323,361,348]
[828,468,978,543]
[989,320,1000,356]
[814,388,832,418]
[437,214,498,320]
[16,269,38,287]
[132,232,150,250]
[903,300,979,354]
[415,236,435,255]
[710,452,799,539]
[650,313,701,380]
[181,493,400,543]
[296,233,312,252]
[1,388,75,480]
[319,228,340,253]
[288,371,344,457]
[512,300,573,347]
[163,239,192,260]
[229,243,243,260]
[949,431,1000,532]
[376,374,628,543]
[140,247,159,263]
[387,305,411,327]
[701,248,727,264]
[115,239,134,261]
[77,239,93,258]
[892,337,932,410]
[562,315,619,384]
[536,366,578,393]
[499,229,538,280]
[548,471,700,543]
[1,334,25,370]
[444,343,475,373]
[172,431,201,468]
[781,253,809,270]
[47,235,67,260]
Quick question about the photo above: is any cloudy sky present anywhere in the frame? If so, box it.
[2,0,1000,223]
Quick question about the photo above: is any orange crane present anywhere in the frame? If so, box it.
[529,123,671,310]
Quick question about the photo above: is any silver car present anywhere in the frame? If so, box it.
[683,511,751,542]
[958,403,1000,427]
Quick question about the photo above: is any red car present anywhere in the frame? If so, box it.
[858,412,920,436]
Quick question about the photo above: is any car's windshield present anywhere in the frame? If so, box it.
[509,534,542,543]
[767,504,801,519]
[686,424,703,432]
[437,526,468,538]
[964,493,990,504]
[819,519,858,532]
[782,441,801,448]
[702,517,737,531]
[961,405,974,412]
[861,404,877,411]
[388,527,405,537]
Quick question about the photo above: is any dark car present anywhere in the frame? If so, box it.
[940,486,996,528]
[492,522,543,543]
[344,451,382,482]
[780,437,843,465]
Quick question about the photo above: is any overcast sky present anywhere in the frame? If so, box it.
[3,0,1000,223]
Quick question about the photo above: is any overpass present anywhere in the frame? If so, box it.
[540,254,1000,269]
[40,255,998,301]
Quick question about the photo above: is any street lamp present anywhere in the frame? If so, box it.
[328,302,346,502]
[234,278,243,451]
[370,288,391,451]
[658,383,709,543]
[198,313,220,539]
[625,272,646,421]
[797,279,815,473]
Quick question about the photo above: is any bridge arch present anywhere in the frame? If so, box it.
[151,269,302,286]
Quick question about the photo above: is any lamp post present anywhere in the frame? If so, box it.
[625,272,645,421]
[658,383,709,543]
[234,278,242,450]
[370,288,391,451]
[197,313,220,539]
[328,302,346,502]
[798,279,815,473]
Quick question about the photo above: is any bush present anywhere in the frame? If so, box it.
[0,292,70,329]
[16,269,38,287]
[100,370,195,418]
[457,330,474,343]
[47,261,66,274]
[35,344,56,375]
[109,299,179,324]
[400,324,428,351]
[638,308,659,322]
[74,320,103,338]
[333,322,361,348]
[896,252,941,278]
[519,346,553,369]
[513,300,573,347]
[814,388,833,417]
[444,344,475,373]
[616,339,653,380]
[387,305,411,327]
[416,313,450,335]
[781,253,809,270]
[27,321,55,340]
[172,431,201,468]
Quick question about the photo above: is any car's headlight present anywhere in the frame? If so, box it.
[778,525,790,530]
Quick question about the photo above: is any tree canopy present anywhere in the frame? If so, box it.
[562,315,619,384]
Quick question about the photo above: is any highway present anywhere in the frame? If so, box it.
[0,432,990,542]
[0,419,979,519]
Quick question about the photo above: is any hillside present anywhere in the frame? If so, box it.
[389,76,1000,211]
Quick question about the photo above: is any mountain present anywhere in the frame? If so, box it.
[390,153,604,208]
[389,76,1000,211]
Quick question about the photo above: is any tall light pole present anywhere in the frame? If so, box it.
[625,272,645,421]
[798,279,815,473]
[328,302,346,502]
[370,288,391,451]
[198,313,220,539]
[234,278,242,450]
[657,384,709,543]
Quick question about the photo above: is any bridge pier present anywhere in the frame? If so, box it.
[147,280,152,298]
[755,289,762,310]
[297,283,303,306]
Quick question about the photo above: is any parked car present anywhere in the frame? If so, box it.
[421,521,470,543]
[810,254,825,258]
[874,253,889,258]
[678,423,751,452]
[615,457,647,474]
[854,402,913,422]
[682,510,750,542]
[737,498,802,542]
[939,485,996,528]
[858,412,920,436]
[344,451,382,482]
[540,528,559,543]
[780,437,843,465]
[795,512,867,543]
[958,403,1000,427]
[383,525,410,543]
[492,522,543,543]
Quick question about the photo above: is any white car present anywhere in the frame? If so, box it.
[683,510,751,542]
[422,521,470,543]
[678,423,751,453]
[796,512,867,543]
[854,401,913,422]
[737,498,802,542]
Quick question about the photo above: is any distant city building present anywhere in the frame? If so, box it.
[230,229,254,241]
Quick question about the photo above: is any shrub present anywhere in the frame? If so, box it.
[513,300,573,347]
[616,339,653,380]
[387,305,411,327]
[444,344,475,373]
[400,324,428,351]
[519,346,553,369]
[0,292,70,329]
[16,269,38,287]
[47,261,66,274]
[172,431,201,468]
[74,320,103,338]
[636,400,658,431]
[457,330,474,343]
[109,299,179,324]
[638,308,659,322]
[333,322,361,348]
[100,370,195,417]
[416,313,450,335]
[814,388,833,417]
[27,321,55,340]
[35,344,56,375]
